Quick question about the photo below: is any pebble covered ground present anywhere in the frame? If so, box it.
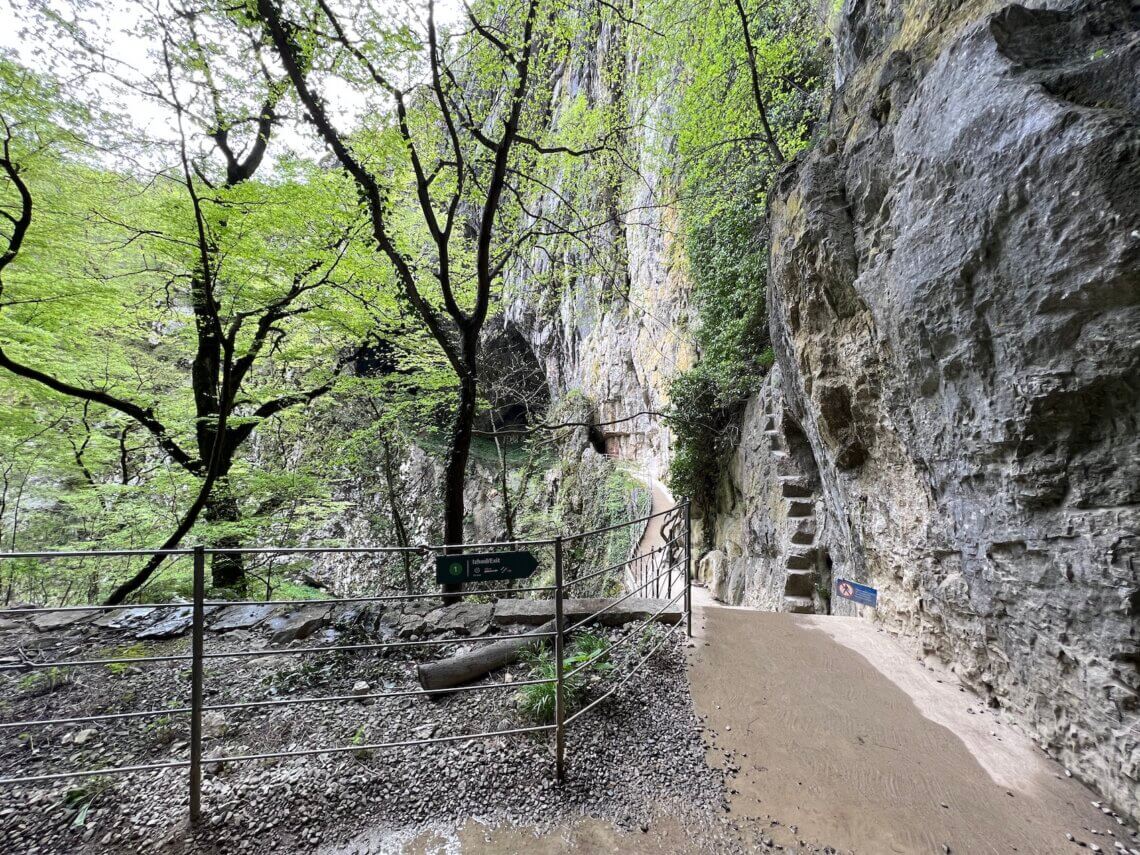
[0,602,807,854]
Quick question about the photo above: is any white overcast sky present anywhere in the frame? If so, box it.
[0,0,465,166]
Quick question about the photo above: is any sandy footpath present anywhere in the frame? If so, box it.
[687,603,1133,854]
[394,478,1136,854]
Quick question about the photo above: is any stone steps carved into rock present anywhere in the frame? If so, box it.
[780,477,814,498]
[783,595,814,614]
[787,500,814,518]
[785,549,817,570]
[784,570,816,598]
[790,519,817,545]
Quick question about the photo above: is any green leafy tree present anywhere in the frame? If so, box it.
[0,4,388,601]
[254,0,625,597]
[634,0,822,514]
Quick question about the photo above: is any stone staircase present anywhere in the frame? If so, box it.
[760,409,823,614]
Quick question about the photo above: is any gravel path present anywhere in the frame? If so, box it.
[0,601,742,854]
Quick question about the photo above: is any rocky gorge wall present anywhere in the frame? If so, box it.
[760,0,1140,819]
[488,0,1139,819]
[697,365,834,615]
[502,17,696,478]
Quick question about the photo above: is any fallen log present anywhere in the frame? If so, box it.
[417,619,555,692]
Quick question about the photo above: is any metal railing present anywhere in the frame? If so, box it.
[0,500,693,823]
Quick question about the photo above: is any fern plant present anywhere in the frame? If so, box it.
[514,632,613,724]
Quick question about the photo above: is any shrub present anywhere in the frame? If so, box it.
[567,631,611,670]
[668,167,778,525]
[637,623,667,656]
[667,367,747,515]
[59,777,110,828]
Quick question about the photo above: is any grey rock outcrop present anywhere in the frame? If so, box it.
[267,604,334,645]
[764,0,1140,820]
[703,367,830,613]
[502,16,695,477]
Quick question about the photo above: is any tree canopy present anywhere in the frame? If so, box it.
[0,0,824,602]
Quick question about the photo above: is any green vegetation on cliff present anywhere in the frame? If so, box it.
[651,0,823,512]
[0,0,823,600]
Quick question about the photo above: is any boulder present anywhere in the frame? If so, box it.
[698,550,726,590]
[267,604,333,645]
[135,606,193,639]
[202,711,227,739]
[92,607,160,631]
[210,604,277,633]
[491,597,682,627]
[31,609,99,632]
[422,602,493,636]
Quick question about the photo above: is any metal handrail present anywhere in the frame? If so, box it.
[563,555,681,635]
[0,538,566,563]
[0,582,559,616]
[564,588,687,680]
[563,530,684,590]
[1,628,559,672]
[0,759,190,786]
[565,609,686,725]
[0,499,696,824]
[200,722,556,767]
[0,674,559,730]
[559,504,679,544]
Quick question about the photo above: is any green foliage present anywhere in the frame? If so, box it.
[637,622,667,656]
[59,777,110,828]
[515,646,575,724]
[649,0,822,518]
[514,632,612,724]
[0,0,826,604]
[104,644,146,676]
[144,715,177,746]
[350,724,371,759]
[667,367,746,513]
[685,165,773,399]
[566,631,613,671]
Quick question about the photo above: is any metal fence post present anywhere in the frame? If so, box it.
[189,545,205,824]
[684,500,693,638]
[553,535,565,782]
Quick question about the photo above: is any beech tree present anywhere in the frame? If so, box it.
[0,7,382,601]
[254,0,618,594]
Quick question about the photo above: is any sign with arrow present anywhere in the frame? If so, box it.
[435,551,538,585]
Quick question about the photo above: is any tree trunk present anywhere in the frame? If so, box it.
[494,434,515,542]
[417,619,554,691]
[441,362,477,602]
[381,437,413,593]
[204,479,244,590]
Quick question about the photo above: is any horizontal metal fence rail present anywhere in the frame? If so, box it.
[0,500,694,826]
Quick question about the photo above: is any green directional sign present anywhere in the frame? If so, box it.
[435,551,538,584]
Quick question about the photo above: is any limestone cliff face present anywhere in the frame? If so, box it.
[764,0,1140,818]
[698,365,833,615]
[502,19,695,479]
[494,0,1139,818]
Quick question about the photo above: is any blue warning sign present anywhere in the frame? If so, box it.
[835,578,878,607]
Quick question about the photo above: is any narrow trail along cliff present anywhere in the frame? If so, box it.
[658,475,1128,853]
[687,601,1127,853]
